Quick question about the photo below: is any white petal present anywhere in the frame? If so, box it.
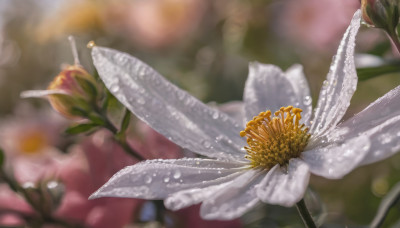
[309,10,361,136]
[92,47,246,161]
[360,116,400,165]
[285,64,312,123]
[89,158,245,200]
[164,175,238,211]
[256,159,309,207]
[20,90,67,98]
[216,101,245,125]
[302,134,370,179]
[243,63,298,122]
[335,85,400,139]
[326,84,400,165]
[200,169,263,220]
[335,115,400,166]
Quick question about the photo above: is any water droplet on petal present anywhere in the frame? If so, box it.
[144,175,152,184]
[201,140,211,148]
[173,170,181,179]
[110,84,119,93]
[303,96,312,105]
[163,177,170,183]
[212,112,219,119]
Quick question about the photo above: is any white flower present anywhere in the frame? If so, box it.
[89,10,400,220]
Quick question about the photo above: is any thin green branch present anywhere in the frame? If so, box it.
[370,182,400,228]
[92,106,145,161]
[296,198,317,228]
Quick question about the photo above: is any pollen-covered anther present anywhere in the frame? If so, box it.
[240,106,311,169]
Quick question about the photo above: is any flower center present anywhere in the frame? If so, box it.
[18,130,48,155]
[240,106,311,169]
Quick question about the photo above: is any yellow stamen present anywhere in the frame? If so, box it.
[19,131,48,155]
[240,106,310,169]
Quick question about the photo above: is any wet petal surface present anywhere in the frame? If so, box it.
[243,63,298,122]
[89,158,246,200]
[256,159,309,207]
[164,178,235,211]
[310,10,361,137]
[92,47,246,161]
[200,169,263,220]
[302,135,370,179]
[284,64,312,124]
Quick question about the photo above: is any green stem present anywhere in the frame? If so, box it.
[113,135,145,161]
[370,182,400,228]
[93,106,145,161]
[386,29,400,54]
[296,199,317,228]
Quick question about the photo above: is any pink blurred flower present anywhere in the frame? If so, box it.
[106,0,207,49]
[53,131,141,228]
[277,0,360,51]
[0,184,32,226]
[0,105,240,227]
[0,105,69,183]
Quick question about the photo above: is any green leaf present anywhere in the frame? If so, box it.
[65,123,99,135]
[69,107,89,117]
[75,77,98,99]
[87,112,106,125]
[357,63,400,81]
[367,41,392,56]
[92,68,100,80]
[102,90,111,111]
[119,109,131,134]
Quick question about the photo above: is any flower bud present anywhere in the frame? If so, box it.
[46,65,99,119]
[361,0,399,30]
[41,180,65,212]
[21,37,100,119]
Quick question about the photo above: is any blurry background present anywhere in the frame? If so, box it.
[1,0,400,227]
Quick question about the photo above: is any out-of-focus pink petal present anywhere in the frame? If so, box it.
[54,191,93,222]
[278,0,360,51]
[86,198,141,228]
[0,214,26,226]
[0,185,33,214]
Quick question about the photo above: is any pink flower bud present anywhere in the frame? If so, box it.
[361,0,376,25]
[361,0,399,29]
[46,65,99,119]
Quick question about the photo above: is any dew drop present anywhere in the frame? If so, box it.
[144,175,152,184]
[212,112,219,119]
[303,96,312,105]
[110,84,119,93]
[378,133,392,144]
[201,140,211,148]
[163,177,170,183]
[173,170,181,179]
